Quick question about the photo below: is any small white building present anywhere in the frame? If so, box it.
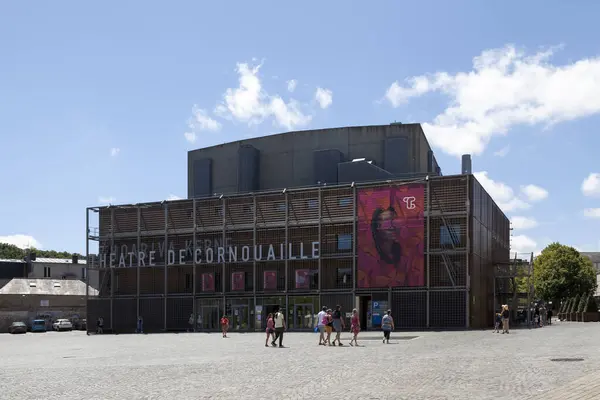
[28,257,99,291]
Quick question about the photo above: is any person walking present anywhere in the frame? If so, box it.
[381,310,394,343]
[547,308,553,325]
[501,305,510,334]
[331,305,345,346]
[265,313,275,347]
[220,315,229,338]
[349,308,360,346]
[493,311,502,333]
[96,317,104,334]
[324,309,333,346]
[271,306,286,348]
[316,306,327,345]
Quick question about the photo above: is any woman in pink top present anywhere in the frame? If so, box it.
[349,308,360,347]
[265,313,275,347]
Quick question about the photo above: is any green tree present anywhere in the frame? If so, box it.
[534,242,597,302]
[0,242,83,260]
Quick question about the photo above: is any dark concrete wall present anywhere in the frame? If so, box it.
[0,262,26,280]
[187,123,437,198]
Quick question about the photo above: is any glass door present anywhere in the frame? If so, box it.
[293,304,314,330]
[231,305,249,331]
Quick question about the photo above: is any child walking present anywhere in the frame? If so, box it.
[494,312,502,333]
[349,309,360,346]
[265,313,275,347]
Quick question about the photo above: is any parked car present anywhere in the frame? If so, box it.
[9,322,27,334]
[31,319,47,332]
[72,318,87,331]
[52,319,73,331]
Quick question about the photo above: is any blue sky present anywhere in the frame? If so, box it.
[1,1,599,255]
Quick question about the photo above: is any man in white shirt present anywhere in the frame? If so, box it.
[316,306,327,346]
[272,305,286,348]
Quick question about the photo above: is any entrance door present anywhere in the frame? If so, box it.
[293,304,314,330]
[231,305,249,331]
[199,306,220,331]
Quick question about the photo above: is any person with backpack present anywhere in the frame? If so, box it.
[271,306,286,348]
[381,309,394,344]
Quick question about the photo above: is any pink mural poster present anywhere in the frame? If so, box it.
[202,273,215,292]
[231,272,245,291]
[295,269,310,289]
[263,271,277,290]
[357,184,425,288]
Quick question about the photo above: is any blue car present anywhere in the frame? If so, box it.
[31,319,47,332]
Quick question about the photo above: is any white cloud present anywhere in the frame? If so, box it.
[385,44,600,156]
[167,194,182,200]
[582,173,600,197]
[583,208,600,218]
[473,171,530,212]
[315,87,333,109]
[98,196,115,204]
[184,132,196,143]
[184,106,221,143]
[0,234,42,249]
[520,184,548,202]
[511,216,538,230]
[287,79,297,92]
[214,62,312,130]
[511,234,537,254]
[110,148,120,157]
[493,145,510,157]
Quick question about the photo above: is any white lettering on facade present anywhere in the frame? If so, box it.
[100,241,321,268]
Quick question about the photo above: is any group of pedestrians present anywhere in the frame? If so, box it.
[493,304,511,334]
[316,305,348,346]
[262,305,396,347]
[264,306,286,347]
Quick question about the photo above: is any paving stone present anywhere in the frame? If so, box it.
[0,321,599,399]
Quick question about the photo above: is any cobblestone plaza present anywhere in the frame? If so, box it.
[1,322,600,399]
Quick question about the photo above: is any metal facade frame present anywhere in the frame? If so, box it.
[85,174,509,332]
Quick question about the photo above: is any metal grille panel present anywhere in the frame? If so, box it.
[167,266,193,295]
[86,299,111,332]
[288,190,319,224]
[139,298,164,332]
[288,260,319,292]
[113,298,137,332]
[429,177,467,213]
[430,290,466,328]
[141,206,164,232]
[225,197,254,228]
[391,291,427,328]
[321,223,353,258]
[429,253,468,287]
[256,262,286,292]
[321,258,353,290]
[166,297,193,331]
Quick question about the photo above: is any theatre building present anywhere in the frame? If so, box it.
[85,124,510,332]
